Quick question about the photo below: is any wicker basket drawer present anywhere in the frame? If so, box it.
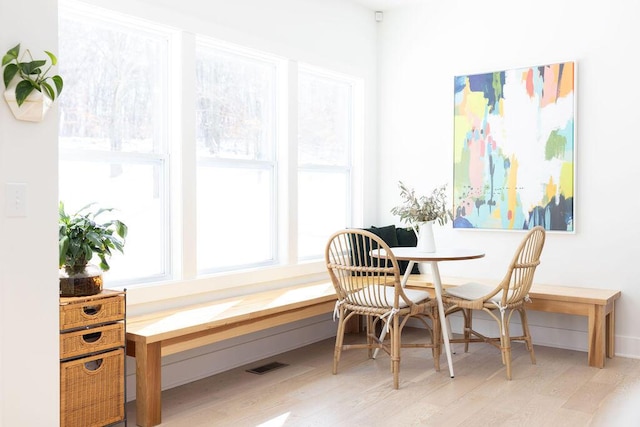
[60,293,124,331]
[60,348,125,427]
[60,322,124,360]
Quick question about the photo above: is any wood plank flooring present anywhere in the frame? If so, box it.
[126,328,640,426]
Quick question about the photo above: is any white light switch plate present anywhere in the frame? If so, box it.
[5,182,27,217]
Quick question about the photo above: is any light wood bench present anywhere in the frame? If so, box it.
[127,275,621,426]
[406,275,621,369]
[126,281,337,427]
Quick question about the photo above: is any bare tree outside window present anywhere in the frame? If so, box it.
[298,68,354,259]
[195,41,279,273]
[196,48,275,160]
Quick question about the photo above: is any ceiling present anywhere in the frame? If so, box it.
[349,0,424,11]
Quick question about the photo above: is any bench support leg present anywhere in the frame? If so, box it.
[587,305,606,368]
[606,303,616,359]
[136,342,162,427]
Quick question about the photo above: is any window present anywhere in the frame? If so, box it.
[58,2,362,290]
[195,40,282,274]
[58,3,172,285]
[298,67,354,260]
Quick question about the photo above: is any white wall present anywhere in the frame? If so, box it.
[377,0,640,357]
[0,1,60,426]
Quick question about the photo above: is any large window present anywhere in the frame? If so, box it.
[298,67,354,259]
[195,40,281,274]
[58,2,361,289]
[58,4,172,285]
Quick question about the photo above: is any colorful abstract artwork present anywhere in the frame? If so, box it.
[453,61,575,232]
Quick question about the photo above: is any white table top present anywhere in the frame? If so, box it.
[378,247,485,262]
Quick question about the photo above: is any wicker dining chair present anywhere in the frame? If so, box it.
[325,228,441,389]
[442,226,546,380]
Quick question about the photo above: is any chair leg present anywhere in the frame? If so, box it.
[464,308,472,353]
[519,308,536,364]
[333,309,347,375]
[500,314,513,380]
[391,315,400,389]
[366,315,374,359]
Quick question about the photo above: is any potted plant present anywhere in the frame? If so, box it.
[390,181,453,252]
[2,43,63,122]
[59,202,128,297]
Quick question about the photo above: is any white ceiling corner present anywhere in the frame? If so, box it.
[348,0,425,12]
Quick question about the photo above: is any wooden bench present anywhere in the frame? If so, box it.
[406,275,621,369]
[126,281,337,427]
[127,275,620,426]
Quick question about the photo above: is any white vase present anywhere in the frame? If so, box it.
[4,84,52,122]
[413,220,436,252]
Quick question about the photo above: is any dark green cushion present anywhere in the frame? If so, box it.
[349,225,397,274]
[363,225,395,270]
[351,225,419,275]
[395,226,416,246]
[367,225,417,274]
[395,227,420,274]
[369,225,399,247]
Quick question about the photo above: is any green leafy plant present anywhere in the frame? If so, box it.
[2,43,63,106]
[390,181,453,226]
[59,202,128,275]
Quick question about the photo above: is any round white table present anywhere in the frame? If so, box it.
[373,247,485,378]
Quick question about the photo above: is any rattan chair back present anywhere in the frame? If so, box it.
[497,225,546,307]
[325,229,402,310]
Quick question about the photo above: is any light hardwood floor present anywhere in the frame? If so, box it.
[126,328,640,426]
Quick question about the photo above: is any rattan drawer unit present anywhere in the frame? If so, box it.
[60,290,126,427]
[60,322,125,360]
[60,290,125,331]
[60,348,125,427]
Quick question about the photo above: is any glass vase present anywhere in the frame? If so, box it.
[59,264,104,297]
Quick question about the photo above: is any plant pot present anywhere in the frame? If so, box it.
[60,264,104,297]
[3,85,52,122]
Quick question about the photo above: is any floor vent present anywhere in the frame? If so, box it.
[246,361,289,375]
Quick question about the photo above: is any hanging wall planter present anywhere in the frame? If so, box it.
[2,43,63,122]
[4,80,53,122]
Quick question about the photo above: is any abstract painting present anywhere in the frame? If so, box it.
[453,61,575,232]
